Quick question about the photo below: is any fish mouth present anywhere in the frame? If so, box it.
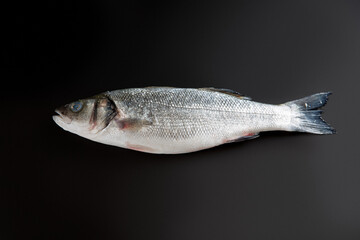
[53,109,72,124]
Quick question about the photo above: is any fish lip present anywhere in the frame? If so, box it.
[53,109,72,124]
[54,109,61,116]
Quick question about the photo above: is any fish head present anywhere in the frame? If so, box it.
[53,94,118,138]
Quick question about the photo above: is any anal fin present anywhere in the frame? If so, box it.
[224,133,259,144]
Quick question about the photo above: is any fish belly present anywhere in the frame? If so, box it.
[97,88,292,153]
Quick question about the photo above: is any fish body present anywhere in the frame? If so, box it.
[53,87,334,154]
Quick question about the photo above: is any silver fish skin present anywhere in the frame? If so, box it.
[53,87,335,154]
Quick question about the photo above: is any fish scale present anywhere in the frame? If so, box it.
[106,88,280,142]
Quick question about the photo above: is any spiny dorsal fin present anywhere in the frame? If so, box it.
[200,87,251,100]
[145,86,175,89]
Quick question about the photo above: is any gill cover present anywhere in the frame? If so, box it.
[89,95,118,132]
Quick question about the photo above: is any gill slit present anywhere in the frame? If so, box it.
[89,100,98,130]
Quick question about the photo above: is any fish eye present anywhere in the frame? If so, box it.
[70,101,83,112]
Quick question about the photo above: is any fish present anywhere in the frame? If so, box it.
[53,87,335,154]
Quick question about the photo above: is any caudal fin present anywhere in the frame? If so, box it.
[285,92,335,134]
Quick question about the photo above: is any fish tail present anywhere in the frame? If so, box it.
[285,92,335,134]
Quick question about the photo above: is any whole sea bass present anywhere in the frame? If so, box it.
[53,87,335,154]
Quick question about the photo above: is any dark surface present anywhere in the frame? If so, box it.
[3,0,360,239]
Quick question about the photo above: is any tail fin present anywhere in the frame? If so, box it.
[285,92,335,134]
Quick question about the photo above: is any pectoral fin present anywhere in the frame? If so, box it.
[115,118,152,131]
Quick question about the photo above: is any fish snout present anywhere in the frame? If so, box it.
[53,105,72,124]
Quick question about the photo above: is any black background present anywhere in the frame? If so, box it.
[3,0,360,239]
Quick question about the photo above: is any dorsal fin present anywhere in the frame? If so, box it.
[200,87,251,100]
